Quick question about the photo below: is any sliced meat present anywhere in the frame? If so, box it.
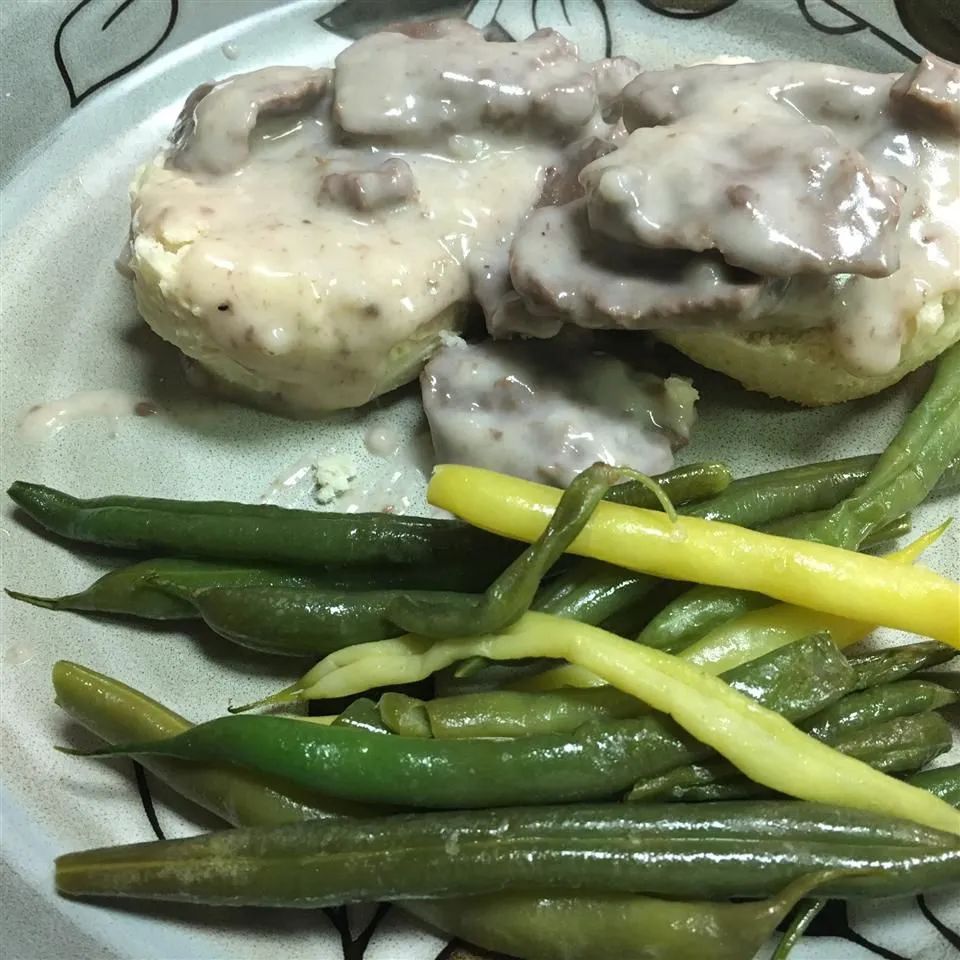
[333,24,598,140]
[537,136,618,207]
[421,335,697,486]
[891,54,960,134]
[580,117,904,278]
[321,158,417,211]
[508,200,769,334]
[170,67,332,175]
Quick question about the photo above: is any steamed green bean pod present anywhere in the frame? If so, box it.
[52,661,365,824]
[155,583,477,656]
[386,463,674,640]
[7,481,514,568]
[664,713,953,802]
[378,634,852,739]
[909,765,960,808]
[55,802,960,904]
[405,872,839,960]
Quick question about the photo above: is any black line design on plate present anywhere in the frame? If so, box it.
[917,894,960,950]
[797,0,919,61]
[793,899,910,960]
[133,761,166,841]
[324,905,393,958]
[596,0,613,57]
[560,0,573,27]
[634,0,919,63]
[55,0,179,108]
[796,0,862,34]
[635,0,739,19]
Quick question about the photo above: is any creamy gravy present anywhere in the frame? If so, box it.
[132,20,635,412]
[130,26,958,414]
[421,335,697,485]
[510,57,960,376]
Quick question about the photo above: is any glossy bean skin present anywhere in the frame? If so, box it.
[52,661,365,824]
[638,714,953,804]
[7,559,379,620]
[537,456,884,628]
[161,584,477,657]
[69,631,853,812]
[6,481,513,567]
[55,802,960,905]
[404,872,834,960]
[847,642,957,690]
[909,765,960,808]
[381,634,853,739]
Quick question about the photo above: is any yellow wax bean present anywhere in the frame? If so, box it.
[681,522,951,673]
[428,466,960,648]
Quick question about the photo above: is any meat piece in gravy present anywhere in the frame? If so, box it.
[580,116,904,278]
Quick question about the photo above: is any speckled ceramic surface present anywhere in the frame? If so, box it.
[1,2,958,958]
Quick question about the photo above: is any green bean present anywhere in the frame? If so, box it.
[536,456,885,628]
[604,462,732,507]
[637,586,773,654]
[848,642,957,690]
[908,765,960,808]
[830,713,953,775]
[6,481,513,567]
[330,698,392,735]
[156,583,476,657]
[433,659,554,696]
[52,661,363,825]
[801,681,956,741]
[841,345,960,510]
[6,550,521,624]
[772,898,827,960]
[595,582,688,639]
[405,872,838,960]
[656,714,953,803]
[691,455,877,525]
[629,677,956,803]
[402,687,643,739]
[67,634,856,809]
[54,802,960,904]
[387,463,672,640]
[379,635,853,739]
[377,693,432,737]
[6,559,340,620]
[62,713,720,808]
[763,513,911,549]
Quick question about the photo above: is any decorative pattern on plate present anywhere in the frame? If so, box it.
[55,0,180,107]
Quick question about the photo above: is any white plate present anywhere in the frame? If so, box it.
[1,2,957,958]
